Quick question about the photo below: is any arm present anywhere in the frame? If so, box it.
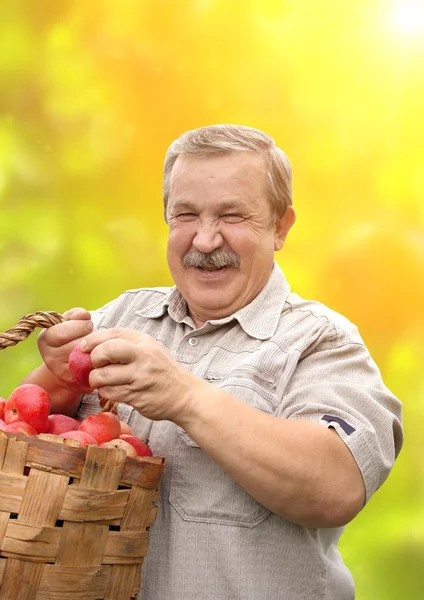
[80,328,402,529]
[21,308,94,416]
[175,381,366,528]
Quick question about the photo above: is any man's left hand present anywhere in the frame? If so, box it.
[80,328,201,422]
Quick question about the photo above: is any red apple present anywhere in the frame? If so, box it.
[3,421,38,435]
[5,384,50,433]
[119,420,133,435]
[59,430,97,445]
[100,438,137,457]
[78,412,121,445]
[0,398,6,421]
[68,345,94,388]
[119,434,153,457]
[47,414,80,435]
[0,418,6,430]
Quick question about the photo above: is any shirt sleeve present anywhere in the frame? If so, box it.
[88,299,118,331]
[276,339,403,504]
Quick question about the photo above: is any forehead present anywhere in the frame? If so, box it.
[169,151,267,200]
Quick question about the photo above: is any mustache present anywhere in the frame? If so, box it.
[183,249,240,269]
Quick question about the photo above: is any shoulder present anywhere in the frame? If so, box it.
[278,292,365,351]
[89,287,172,329]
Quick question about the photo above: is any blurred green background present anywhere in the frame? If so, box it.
[1,1,423,597]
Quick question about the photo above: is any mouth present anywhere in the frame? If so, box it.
[196,265,228,272]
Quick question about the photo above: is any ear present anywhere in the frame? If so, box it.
[274,206,296,251]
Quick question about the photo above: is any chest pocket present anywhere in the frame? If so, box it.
[169,363,278,527]
[169,427,271,528]
[205,364,279,415]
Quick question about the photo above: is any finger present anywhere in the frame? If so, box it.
[89,363,134,389]
[81,328,143,353]
[40,318,94,348]
[62,307,92,321]
[90,338,138,368]
[96,384,130,405]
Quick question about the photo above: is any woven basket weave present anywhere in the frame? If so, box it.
[0,312,165,599]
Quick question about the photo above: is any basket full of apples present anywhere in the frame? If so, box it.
[0,312,165,600]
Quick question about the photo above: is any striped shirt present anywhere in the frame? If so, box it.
[78,262,403,600]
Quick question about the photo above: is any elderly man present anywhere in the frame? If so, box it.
[24,125,403,600]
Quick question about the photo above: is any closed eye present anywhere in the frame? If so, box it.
[176,213,197,221]
[222,213,244,222]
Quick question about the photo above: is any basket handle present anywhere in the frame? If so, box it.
[0,311,117,414]
[0,311,65,348]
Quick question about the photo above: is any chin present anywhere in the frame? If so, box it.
[189,291,235,313]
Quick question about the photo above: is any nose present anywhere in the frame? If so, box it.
[192,219,224,253]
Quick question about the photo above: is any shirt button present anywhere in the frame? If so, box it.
[188,337,199,347]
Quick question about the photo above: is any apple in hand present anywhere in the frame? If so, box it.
[0,418,6,430]
[78,412,121,445]
[100,438,137,457]
[3,421,38,435]
[119,435,153,457]
[59,430,97,445]
[5,384,50,433]
[47,414,80,435]
[68,345,94,388]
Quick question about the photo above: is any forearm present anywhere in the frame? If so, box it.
[177,380,365,528]
[20,364,83,417]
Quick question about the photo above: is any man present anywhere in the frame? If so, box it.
[23,125,403,599]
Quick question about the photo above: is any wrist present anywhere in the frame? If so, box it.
[173,374,208,429]
[44,362,94,396]
[20,363,85,417]
[24,363,89,400]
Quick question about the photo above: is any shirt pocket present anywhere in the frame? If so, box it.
[169,427,271,527]
[205,364,280,414]
[169,363,276,528]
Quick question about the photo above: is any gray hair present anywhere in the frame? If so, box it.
[162,124,292,222]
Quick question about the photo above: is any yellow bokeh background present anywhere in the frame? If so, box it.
[1,1,423,597]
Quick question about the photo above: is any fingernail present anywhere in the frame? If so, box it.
[80,339,87,350]
[86,321,93,332]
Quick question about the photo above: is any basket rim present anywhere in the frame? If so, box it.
[0,430,165,489]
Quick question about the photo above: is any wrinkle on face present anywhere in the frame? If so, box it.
[167,151,273,224]
[166,151,285,325]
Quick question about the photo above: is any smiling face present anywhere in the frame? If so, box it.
[166,151,295,327]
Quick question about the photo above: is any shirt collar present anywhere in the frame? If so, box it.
[230,262,291,339]
[135,262,291,340]
[134,286,185,320]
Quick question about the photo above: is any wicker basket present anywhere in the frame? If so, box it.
[0,311,165,599]
[0,430,164,599]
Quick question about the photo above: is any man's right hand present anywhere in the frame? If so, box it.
[37,307,94,392]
